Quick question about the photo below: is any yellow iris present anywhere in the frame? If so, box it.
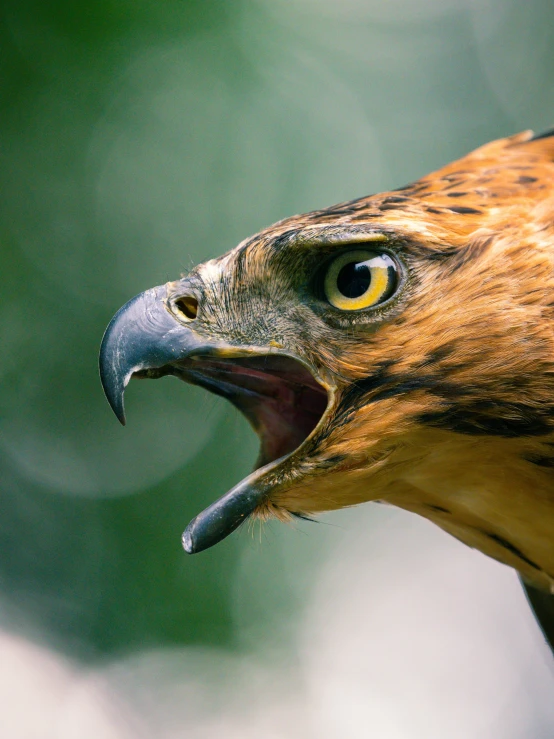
[324,250,396,311]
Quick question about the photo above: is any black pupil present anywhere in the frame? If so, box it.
[336,261,372,298]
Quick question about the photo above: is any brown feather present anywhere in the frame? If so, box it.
[139,130,554,589]
[208,130,554,591]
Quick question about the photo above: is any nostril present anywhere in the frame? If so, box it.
[174,296,198,321]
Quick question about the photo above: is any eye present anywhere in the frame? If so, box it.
[323,249,399,311]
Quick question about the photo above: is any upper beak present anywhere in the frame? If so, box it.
[99,284,207,425]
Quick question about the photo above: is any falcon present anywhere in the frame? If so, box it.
[100,129,554,652]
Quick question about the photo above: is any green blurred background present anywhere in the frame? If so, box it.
[1,0,554,736]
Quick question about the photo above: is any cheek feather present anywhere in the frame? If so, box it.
[199,258,225,284]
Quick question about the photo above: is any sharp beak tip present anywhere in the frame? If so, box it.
[105,382,127,425]
[102,384,127,426]
[98,349,127,426]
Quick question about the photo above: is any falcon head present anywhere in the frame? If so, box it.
[100,130,554,593]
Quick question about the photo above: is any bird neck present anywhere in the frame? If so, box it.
[383,428,554,592]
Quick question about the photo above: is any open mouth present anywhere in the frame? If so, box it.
[141,353,329,472]
[99,284,332,553]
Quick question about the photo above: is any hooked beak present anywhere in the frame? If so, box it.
[99,284,329,554]
[99,285,208,426]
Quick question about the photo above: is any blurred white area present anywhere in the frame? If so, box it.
[0,631,139,739]
[2,508,553,738]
